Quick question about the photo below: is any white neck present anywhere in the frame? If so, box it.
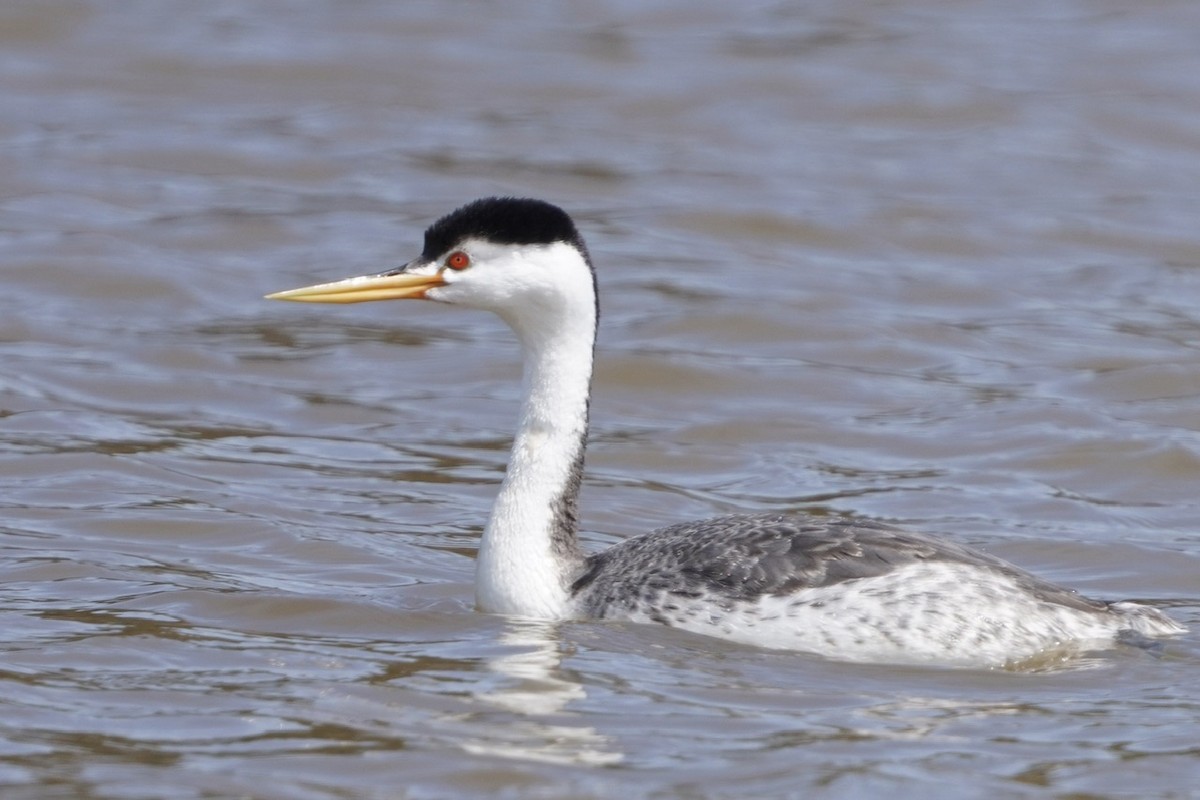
[473,256,596,618]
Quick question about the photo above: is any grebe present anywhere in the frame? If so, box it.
[267,197,1185,668]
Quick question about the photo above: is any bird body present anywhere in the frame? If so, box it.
[572,513,1180,665]
[268,197,1184,668]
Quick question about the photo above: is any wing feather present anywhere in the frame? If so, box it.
[572,513,1106,616]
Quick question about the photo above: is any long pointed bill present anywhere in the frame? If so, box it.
[265,269,445,304]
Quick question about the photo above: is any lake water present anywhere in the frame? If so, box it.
[2,1,1199,797]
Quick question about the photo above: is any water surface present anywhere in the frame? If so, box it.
[3,2,1199,797]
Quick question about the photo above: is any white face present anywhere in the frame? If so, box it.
[425,238,595,325]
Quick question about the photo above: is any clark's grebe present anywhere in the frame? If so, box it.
[268,197,1184,667]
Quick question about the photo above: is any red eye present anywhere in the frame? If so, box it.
[445,251,471,270]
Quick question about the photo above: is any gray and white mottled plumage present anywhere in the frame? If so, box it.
[268,197,1185,668]
[570,513,1180,665]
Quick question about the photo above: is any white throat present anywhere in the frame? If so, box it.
[471,243,596,618]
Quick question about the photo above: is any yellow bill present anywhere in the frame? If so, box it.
[265,269,445,304]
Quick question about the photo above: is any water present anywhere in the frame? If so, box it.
[3,1,1199,797]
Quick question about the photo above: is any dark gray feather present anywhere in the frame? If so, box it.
[571,513,1108,617]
